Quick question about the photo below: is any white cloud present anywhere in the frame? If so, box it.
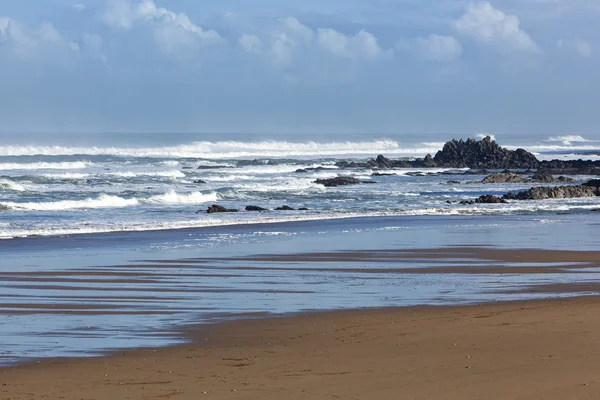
[238,33,262,53]
[557,39,592,58]
[72,4,85,11]
[453,1,539,54]
[414,35,462,62]
[0,17,70,61]
[317,29,384,60]
[102,0,221,53]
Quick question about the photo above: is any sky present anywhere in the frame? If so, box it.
[0,0,598,137]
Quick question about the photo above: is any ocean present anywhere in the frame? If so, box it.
[1,132,600,240]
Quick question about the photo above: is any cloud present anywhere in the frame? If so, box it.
[453,1,539,54]
[238,33,262,53]
[414,35,462,62]
[0,16,69,61]
[557,39,592,58]
[102,0,221,53]
[317,29,385,60]
[72,4,85,11]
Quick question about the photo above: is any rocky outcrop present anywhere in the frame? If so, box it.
[530,173,573,183]
[206,204,239,213]
[295,166,337,173]
[461,195,508,205]
[433,136,540,169]
[315,177,362,187]
[193,179,206,184]
[236,159,279,167]
[481,173,528,184]
[275,205,295,211]
[245,205,267,211]
[371,172,396,176]
[503,182,600,200]
[536,159,600,176]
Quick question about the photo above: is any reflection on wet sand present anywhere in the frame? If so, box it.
[2,247,600,364]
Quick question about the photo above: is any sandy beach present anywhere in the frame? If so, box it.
[3,296,600,400]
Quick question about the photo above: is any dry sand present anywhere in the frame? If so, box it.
[3,297,600,400]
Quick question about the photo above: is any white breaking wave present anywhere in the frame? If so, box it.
[547,135,592,145]
[108,170,186,178]
[1,190,218,211]
[0,161,90,170]
[0,140,441,159]
[42,172,91,179]
[0,179,25,191]
[2,194,139,211]
[145,190,218,205]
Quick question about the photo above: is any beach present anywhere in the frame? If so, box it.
[3,297,600,399]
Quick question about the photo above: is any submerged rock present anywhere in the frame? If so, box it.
[245,205,267,211]
[314,177,362,187]
[205,204,239,214]
[193,179,206,184]
[275,205,295,211]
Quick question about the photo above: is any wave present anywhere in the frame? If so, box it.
[108,170,186,178]
[41,172,91,179]
[0,178,25,191]
[0,140,440,159]
[1,190,217,211]
[0,161,90,170]
[145,190,218,205]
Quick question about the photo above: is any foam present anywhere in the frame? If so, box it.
[0,179,25,191]
[0,161,90,170]
[0,140,440,159]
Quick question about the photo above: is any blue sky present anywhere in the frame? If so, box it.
[0,0,598,136]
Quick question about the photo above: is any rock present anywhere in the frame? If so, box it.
[463,169,491,175]
[447,180,461,184]
[275,205,295,211]
[460,195,507,205]
[433,136,540,169]
[298,207,309,211]
[582,179,600,188]
[481,173,528,184]
[475,195,508,204]
[295,166,337,173]
[536,159,600,176]
[0,204,8,211]
[503,184,599,200]
[314,177,362,187]
[376,155,391,168]
[530,173,573,183]
[371,172,395,176]
[197,165,230,170]
[236,159,278,167]
[193,179,206,184]
[245,205,267,211]
[205,204,239,214]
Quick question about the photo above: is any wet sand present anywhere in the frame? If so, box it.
[3,297,600,400]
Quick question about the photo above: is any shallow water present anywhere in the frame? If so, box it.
[2,214,600,365]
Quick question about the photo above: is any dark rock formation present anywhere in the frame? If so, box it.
[433,136,540,169]
[463,169,491,175]
[481,173,528,184]
[295,166,337,173]
[371,172,396,176]
[530,173,573,183]
[461,195,507,205]
[245,205,267,211]
[275,205,295,211]
[298,207,309,211]
[536,159,600,176]
[236,159,279,167]
[205,204,239,214]
[503,183,600,200]
[193,179,206,184]
[315,177,362,187]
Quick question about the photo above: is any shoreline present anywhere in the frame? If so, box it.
[4,297,600,399]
